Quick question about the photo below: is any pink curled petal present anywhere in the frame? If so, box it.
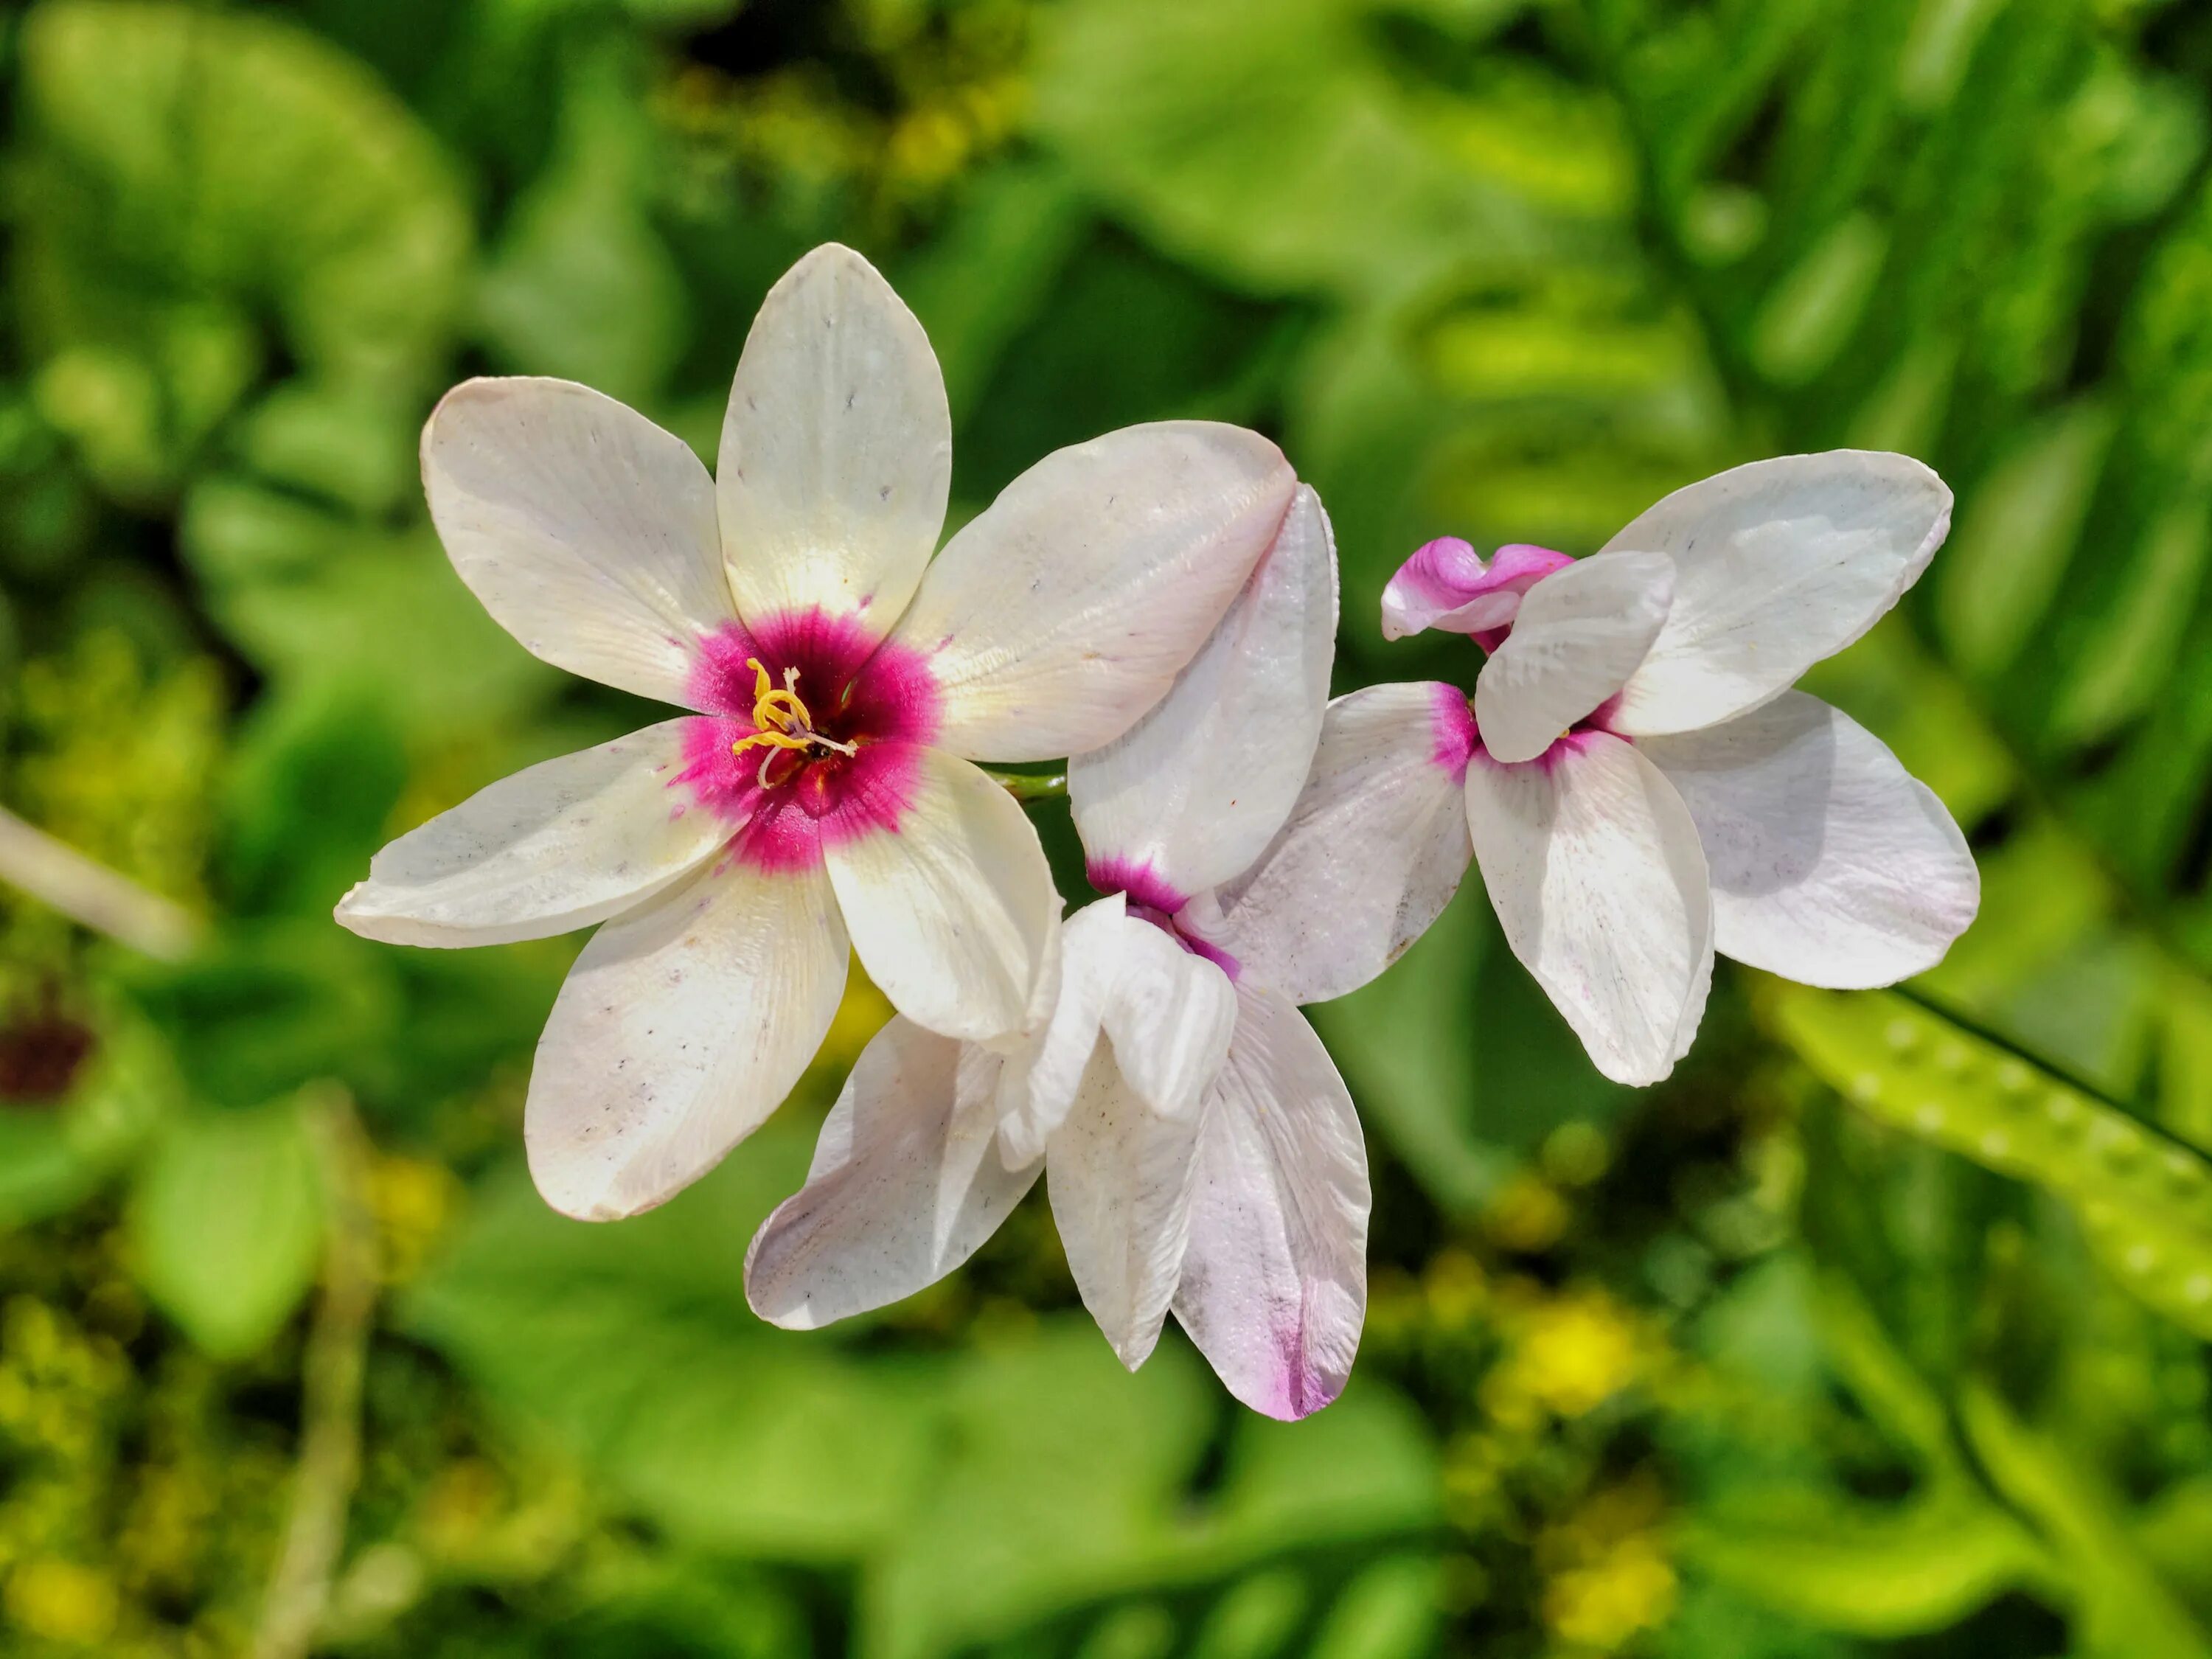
[1381,539,1573,641]
[1173,984,1368,1421]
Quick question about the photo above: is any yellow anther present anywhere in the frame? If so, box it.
[731,657,856,784]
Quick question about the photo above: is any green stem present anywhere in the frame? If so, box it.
[251,1088,377,1659]
[984,768,1068,804]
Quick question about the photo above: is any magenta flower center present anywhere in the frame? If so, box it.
[676,608,942,872]
[1087,859,1242,980]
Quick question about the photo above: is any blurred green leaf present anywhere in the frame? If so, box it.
[128,1093,327,1357]
[13,0,472,495]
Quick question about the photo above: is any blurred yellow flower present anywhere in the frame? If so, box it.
[6,1558,119,1646]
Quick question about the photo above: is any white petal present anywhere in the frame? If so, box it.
[745,1016,1038,1329]
[891,422,1296,761]
[1464,732,1713,1085]
[1068,485,1338,897]
[826,747,1059,1043]
[1101,920,1239,1119]
[1174,985,1367,1421]
[1046,1048,1205,1370]
[1606,452,1953,736]
[335,721,727,947]
[1474,551,1674,765]
[526,859,847,1220]
[1641,692,1979,987]
[718,245,950,638]
[423,378,734,706]
[1207,683,1474,1004]
[995,896,1128,1169]
[336,726,730,947]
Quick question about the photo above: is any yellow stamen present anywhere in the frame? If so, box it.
[729,658,857,779]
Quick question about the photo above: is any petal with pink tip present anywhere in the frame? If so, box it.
[1607,451,1953,736]
[1641,692,1979,987]
[1069,484,1338,896]
[891,422,1295,761]
[1464,732,1713,1085]
[1047,1048,1205,1370]
[826,746,1060,1043]
[718,245,950,639]
[526,858,847,1220]
[1174,983,1368,1421]
[745,1015,1039,1329]
[1206,683,1474,1005]
[424,378,736,706]
[1475,551,1674,764]
[335,720,729,947]
[1381,539,1573,640]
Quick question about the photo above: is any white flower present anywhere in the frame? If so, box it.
[1356,450,1980,1085]
[745,487,1385,1419]
[334,244,1297,1220]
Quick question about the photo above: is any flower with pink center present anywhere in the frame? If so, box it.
[333,244,1297,1220]
[1311,451,1980,1085]
[745,488,1388,1419]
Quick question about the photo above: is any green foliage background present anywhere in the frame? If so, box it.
[4,0,2212,1653]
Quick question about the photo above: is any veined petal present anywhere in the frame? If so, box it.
[719,245,950,639]
[423,378,733,706]
[1102,920,1239,1119]
[1641,692,1979,987]
[827,746,1059,1042]
[1208,683,1474,1004]
[526,859,846,1220]
[1047,1047,1205,1370]
[745,1016,1038,1329]
[335,720,727,947]
[891,422,1296,761]
[1069,485,1338,896]
[995,895,1127,1169]
[1381,539,1573,640]
[1174,984,1367,1421]
[1475,552,1674,765]
[1607,452,1953,736]
[1464,732,1713,1085]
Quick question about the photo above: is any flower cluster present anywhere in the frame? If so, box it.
[337,246,1978,1418]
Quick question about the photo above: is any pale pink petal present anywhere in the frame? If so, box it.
[745,1016,1039,1329]
[526,860,847,1220]
[1101,920,1239,1119]
[1069,484,1338,897]
[718,245,950,639]
[423,378,734,706]
[1607,452,1952,736]
[1464,732,1713,1085]
[890,422,1295,761]
[1047,1048,1205,1369]
[335,720,728,947]
[825,746,1059,1043]
[1474,551,1674,765]
[1206,683,1475,1004]
[1380,539,1572,641]
[1641,692,1979,987]
[995,896,1129,1169]
[1174,984,1367,1421]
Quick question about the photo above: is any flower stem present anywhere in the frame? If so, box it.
[250,1088,378,1659]
[0,805,200,959]
[984,768,1068,804]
